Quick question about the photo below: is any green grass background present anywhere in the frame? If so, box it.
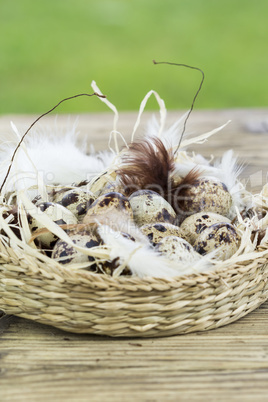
[0,0,267,114]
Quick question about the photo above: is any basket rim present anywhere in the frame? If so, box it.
[1,241,268,290]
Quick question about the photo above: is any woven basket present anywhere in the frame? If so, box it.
[0,107,268,337]
[0,239,268,337]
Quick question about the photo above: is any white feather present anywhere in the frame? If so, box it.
[98,225,215,278]
[0,121,114,193]
[145,112,189,147]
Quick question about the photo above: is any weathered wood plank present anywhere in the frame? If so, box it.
[1,303,268,401]
[1,109,268,401]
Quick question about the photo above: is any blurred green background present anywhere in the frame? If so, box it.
[0,0,267,114]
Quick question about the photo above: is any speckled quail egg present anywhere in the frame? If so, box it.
[83,192,133,225]
[95,180,126,197]
[100,259,131,276]
[140,222,187,247]
[52,230,101,267]
[1,206,21,239]
[232,206,267,246]
[89,171,118,196]
[156,236,201,263]
[58,189,96,220]
[28,202,78,249]
[98,231,135,276]
[233,206,267,227]
[32,194,42,204]
[129,190,176,227]
[71,179,90,189]
[193,222,240,261]
[175,177,232,217]
[50,187,73,203]
[180,212,231,245]
[242,206,267,221]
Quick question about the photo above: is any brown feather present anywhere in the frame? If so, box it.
[117,137,175,197]
[173,166,201,192]
[117,137,202,218]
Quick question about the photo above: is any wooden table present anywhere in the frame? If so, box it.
[1,109,268,401]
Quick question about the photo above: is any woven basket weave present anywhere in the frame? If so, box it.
[0,114,268,337]
[0,239,268,337]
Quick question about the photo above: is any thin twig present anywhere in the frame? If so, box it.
[153,60,204,155]
[0,92,106,194]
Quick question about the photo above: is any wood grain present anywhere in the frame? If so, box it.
[1,109,268,401]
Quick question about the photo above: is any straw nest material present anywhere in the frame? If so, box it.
[0,85,268,337]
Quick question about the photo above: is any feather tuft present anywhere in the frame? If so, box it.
[117,137,175,196]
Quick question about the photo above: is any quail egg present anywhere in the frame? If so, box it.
[241,206,267,221]
[176,177,232,217]
[1,206,21,239]
[28,202,78,249]
[95,180,125,197]
[100,259,131,276]
[83,192,133,226]
[50,187,73,203]
[140,222,187,247]
[52,230,101,267]
[32,194,42,204]
[129,190,176,227]
[193,222,240,260]
[156,236,201,263]
[89,171,117,196]
[71,179,90,189]
[180,212,231,245]
[97,231,135,276]
[58,189,96,220]
[233,206,267,227]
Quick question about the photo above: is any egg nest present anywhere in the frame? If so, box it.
[1,83,268,339]
[1,134,268,280]
[0,83,268,280]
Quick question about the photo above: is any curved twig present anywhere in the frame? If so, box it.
[153,60,204,155]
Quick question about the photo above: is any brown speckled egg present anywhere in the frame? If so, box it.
[156,236,201,263]
[99,231,135,276]
[71,179,90,188]
[58,189,96,220]
[193,222,240,260]
[29,202,78,249]
[176,177,232,216]
[96,181,126,197]
[233,206,267,225]
[129,190,176,227]
[52,230,100,268]
[100,259,131,276]
[89,171,118,196]
[83,192,133,224]
[32,194,42,204]
[140,222,187,247]
[50,187,73,203]
[180,212,231,245]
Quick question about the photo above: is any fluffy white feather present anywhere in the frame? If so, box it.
[98,225,215,278]
[145,112,189,147]
[0,121,114,193]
